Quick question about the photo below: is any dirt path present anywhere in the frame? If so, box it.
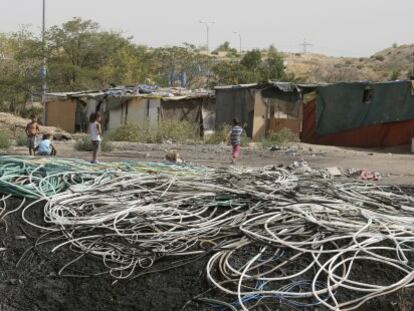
[5,141,413,184]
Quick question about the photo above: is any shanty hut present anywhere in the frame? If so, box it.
[160,93,215,135]
[302,80,414,147]
[44,86,215,135]
[43,93,79,133]
[215,82,316,141]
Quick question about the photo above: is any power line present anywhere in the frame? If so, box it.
[199,20,215,53]
[300,38,313,54]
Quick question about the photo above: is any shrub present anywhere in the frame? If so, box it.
[20,106,43,120]
[15,132,27,147]
[262,128,299,147]
[390,70,401,81]
[108,121,200,144]
[75,136,112,152]
[157,121,200,143]
[0,130,11,149]
[374,55,385,62]
[204,124,231,145]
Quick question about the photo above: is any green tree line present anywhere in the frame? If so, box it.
[0,17,289,115]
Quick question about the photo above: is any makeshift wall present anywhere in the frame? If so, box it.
[160,98,202,124]
[107,97,160,131]
[74,98,100,133]
[261,86,302,136]
[128,98,150,123]
[302,99,414,148]
[45,99,77,133]
[265,98,302,134]
[215,88,255,137]
[108,104,126,131]
[252,92,267,140]
[202,98,216,133]
[148,99,161,125]
[316,81,414,136]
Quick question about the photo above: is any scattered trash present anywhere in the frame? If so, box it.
[326,167,342,177]
[165,150,183,163]
[360,169,382,181]
[269,145,283,151]
[288,160,312,173]
[346,168,382,181]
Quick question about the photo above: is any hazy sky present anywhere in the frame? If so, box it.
[1,0,413,57]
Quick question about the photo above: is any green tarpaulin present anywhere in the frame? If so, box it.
[316,81,414,136]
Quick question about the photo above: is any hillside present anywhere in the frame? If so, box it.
[283,44,414,83]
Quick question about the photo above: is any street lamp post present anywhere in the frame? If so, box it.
[233,32,242,54]
[199,21,214,53]
[41,0,48,123]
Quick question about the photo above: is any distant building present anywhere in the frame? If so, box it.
[45,86,215,135]
[302,80,414,148]
[215,80,414,148]
[215,82,317,141]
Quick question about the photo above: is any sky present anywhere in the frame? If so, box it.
[0,0,413,57]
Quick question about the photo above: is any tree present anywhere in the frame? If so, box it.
[215,41,231,52]
[261,45,285,81]
[240,49,262,70]
[0,28,42,113]
[150,44,212,88]
[0,17,291,116]
[212,46,288,85]
[389,69,401,81]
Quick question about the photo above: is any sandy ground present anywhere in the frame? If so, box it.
[4,141,413,185]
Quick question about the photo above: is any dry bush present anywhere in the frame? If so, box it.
[108,121,200,144]
[262,128,299,146]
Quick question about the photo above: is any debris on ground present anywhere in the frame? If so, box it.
[165,150,183,163]
[326,166,342,176]
[346,168,382,181]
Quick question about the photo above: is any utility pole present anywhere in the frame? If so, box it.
[301,38,313,54]
[411,51,414,79]
[41,0,48,123]
[199,20,214,53]
[233,32,242,54]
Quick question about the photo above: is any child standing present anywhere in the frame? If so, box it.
[25,114,40,156]
[228,118,243,164]
[89,112,102,164]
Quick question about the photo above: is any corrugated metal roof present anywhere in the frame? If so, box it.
[46,85,214,102]
[214,83,258,90]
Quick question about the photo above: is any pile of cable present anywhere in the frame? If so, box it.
[0,156,413,310]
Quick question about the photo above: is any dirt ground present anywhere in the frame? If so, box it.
[4,141,413,184]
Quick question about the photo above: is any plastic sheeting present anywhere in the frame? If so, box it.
[215,88,255,137]
[302,99,414,148]
[316,81,414,136]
